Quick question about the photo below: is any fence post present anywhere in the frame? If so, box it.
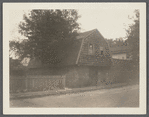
[32,78,34,89]
[25,78,28,91]
[62,75,65,89]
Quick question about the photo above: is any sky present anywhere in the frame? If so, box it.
[9,8,135,41]
[78,9,135,39]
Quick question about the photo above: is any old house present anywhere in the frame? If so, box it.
[10,29,136,93]
[110,46,132,60]
[26,29,112,89]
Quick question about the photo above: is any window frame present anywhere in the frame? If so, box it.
[88,43,94,55]
[100,46,104,55]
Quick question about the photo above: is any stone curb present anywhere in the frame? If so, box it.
[10,83,128,100]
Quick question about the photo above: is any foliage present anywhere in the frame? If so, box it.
[105,38,127,48]
[9,40,27,59]
[126,10,139,64]
[105,10,139,65]
[9,57,26,76]
[9,57,20,68]
[11,10,81,65]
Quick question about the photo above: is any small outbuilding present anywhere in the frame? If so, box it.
[110,46,132,60]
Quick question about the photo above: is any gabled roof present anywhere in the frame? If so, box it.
[27,29,105,68]
[76,29,97,40]
[110,46,131,54]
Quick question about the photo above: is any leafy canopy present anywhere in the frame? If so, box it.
[14,9,81,64]
[126,10,139,63]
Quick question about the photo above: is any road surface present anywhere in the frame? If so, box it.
[10,84,139,107]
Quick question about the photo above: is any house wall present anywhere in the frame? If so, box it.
[96,68,110,86]
[88,66,110,86]
[65,65,111,88]
[65,66,90,88]
[112,53,127,60]
[78,31,111,66]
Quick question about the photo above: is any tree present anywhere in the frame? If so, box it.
[9,40,24,59]
[126,10,139,65]
[13,10,80,65]
[105,38,127,48]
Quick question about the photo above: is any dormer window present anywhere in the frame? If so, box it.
[88,44,93,55]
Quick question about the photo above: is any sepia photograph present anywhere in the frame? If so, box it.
[3,3,146,114]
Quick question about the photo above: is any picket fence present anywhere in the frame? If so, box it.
[10,75,65,93]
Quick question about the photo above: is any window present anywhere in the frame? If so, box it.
[89,44,93,48]
[100,47,103,50]
[100,47,104,55]
[101,51,103,55]
[88,44,93,55]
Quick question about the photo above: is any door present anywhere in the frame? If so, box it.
[89,67,98,86]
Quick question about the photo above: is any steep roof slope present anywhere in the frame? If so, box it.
[27,29,104,68]
[76,29,97,40]
[59,39,82,65]
[60,29,97,66]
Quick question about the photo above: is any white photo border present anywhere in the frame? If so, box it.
[3,2,146,115]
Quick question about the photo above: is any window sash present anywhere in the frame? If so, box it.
[88,44,93,55]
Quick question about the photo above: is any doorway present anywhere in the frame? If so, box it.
[89,67,98,86]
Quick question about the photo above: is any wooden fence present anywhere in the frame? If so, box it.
[10,75,65,93]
